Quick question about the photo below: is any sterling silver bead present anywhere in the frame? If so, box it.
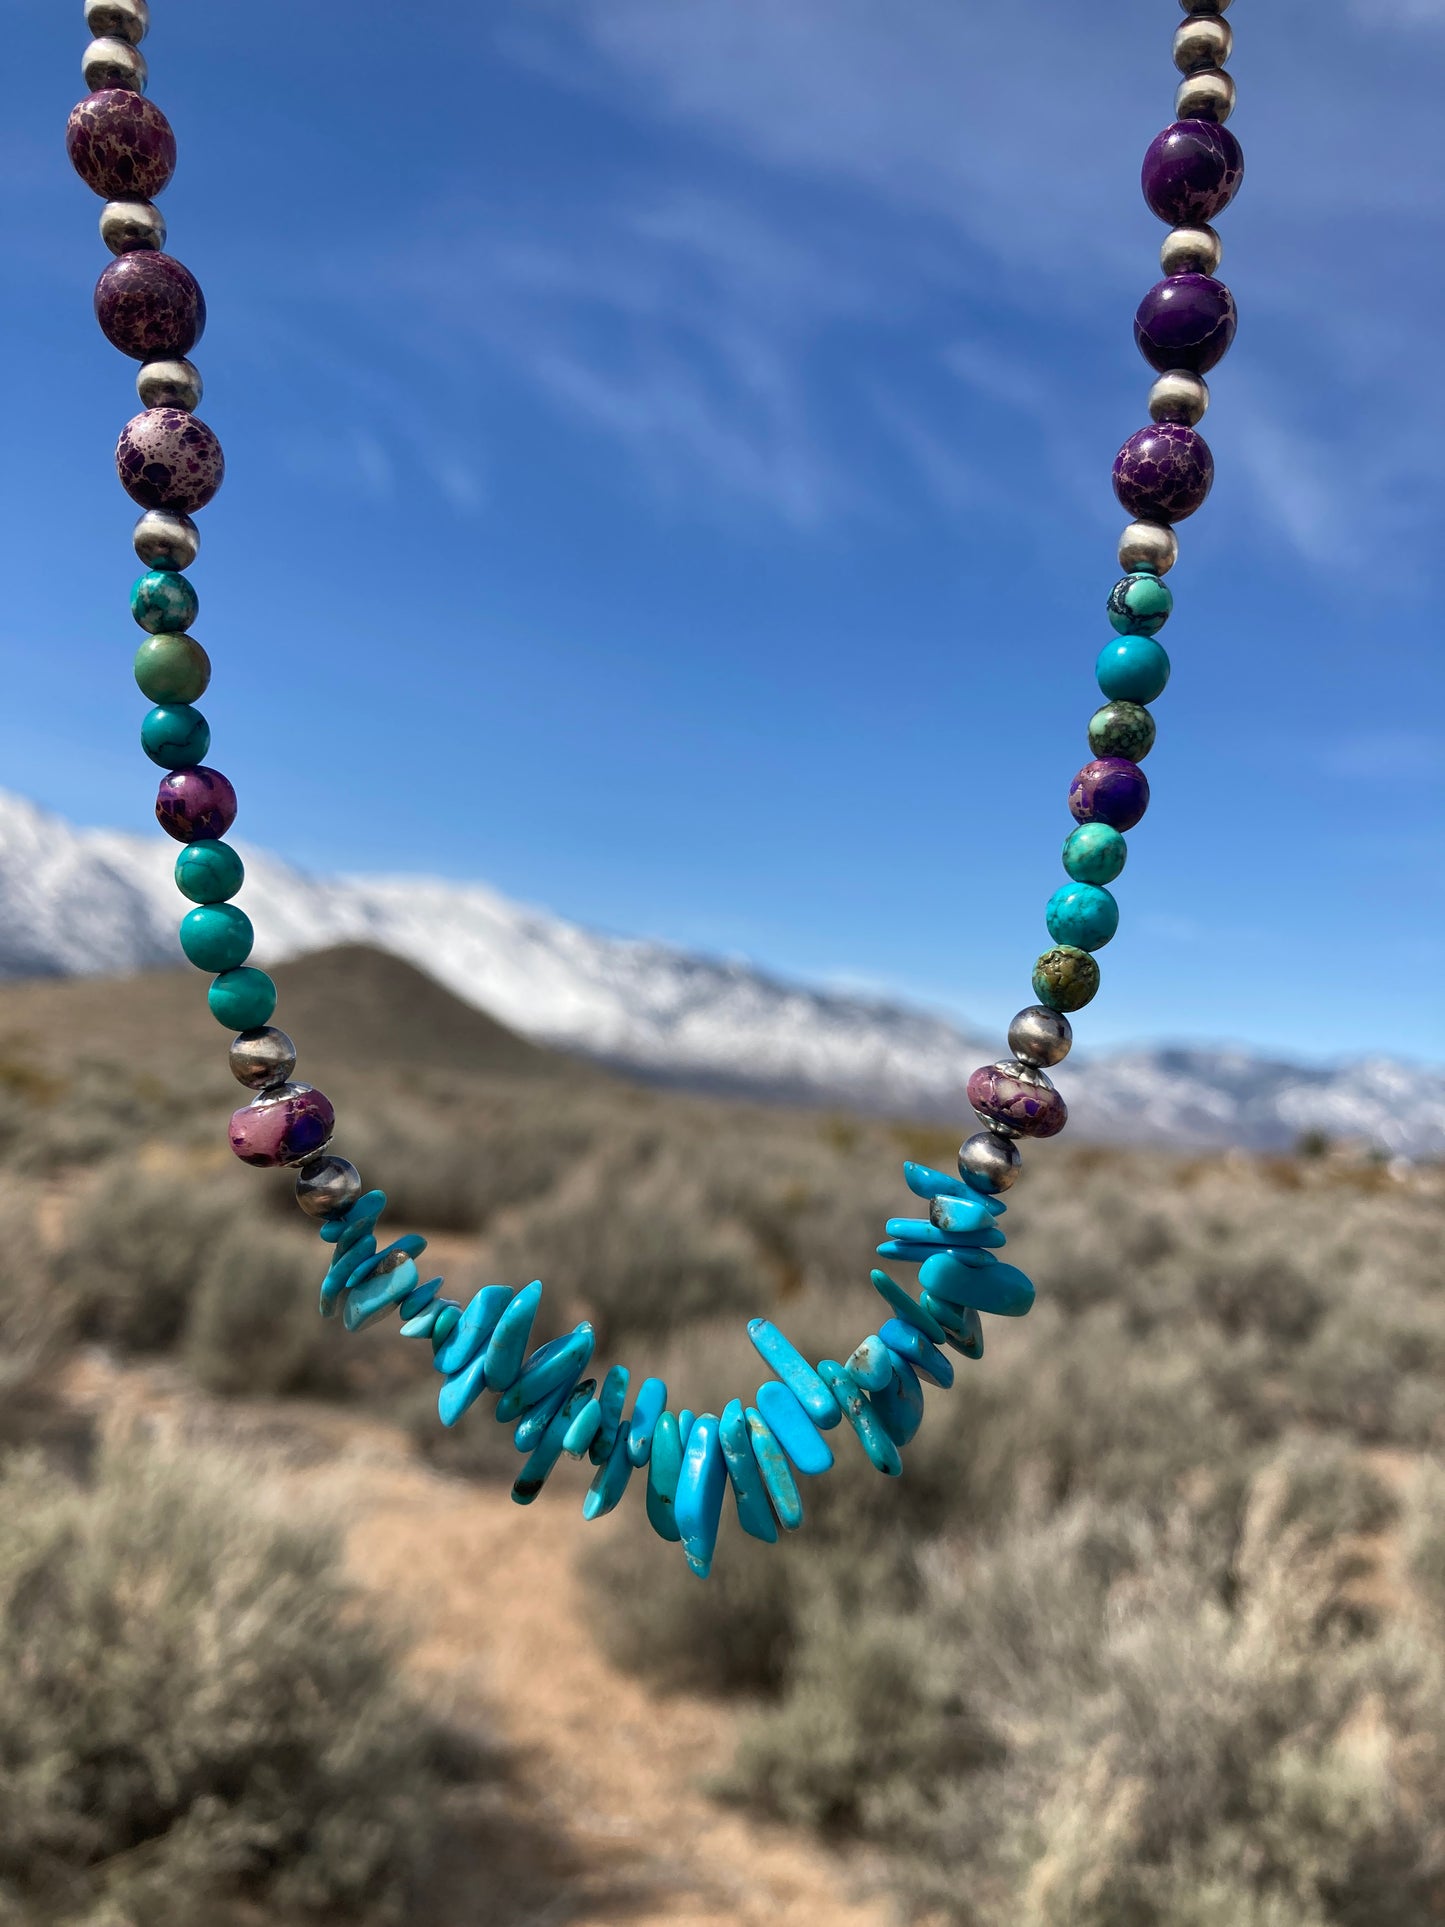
[83,35,147,92]
[1149,370,1210,427]
[230,1027,298,1091]
[296,1154,364,1221]
[1160,224,1222,277]
[85,0,150,43]
[1176,69,1236,123]
[1174,15,1232,71]
[137,358,203,412]
[133,508,199,569]
[100,199,165,255]
[1118,521,1178,575]
[959,1130,1021,1194]
[1007,1005,1073,1070]
[1179,0,1230,13]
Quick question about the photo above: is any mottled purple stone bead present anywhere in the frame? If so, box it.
[966,1063,1068,1140]
[1134,274,1236,375]
[1113,423,1213,524]
[94,251,205,360]
[229,1083,337,1169]
[1069,758,1150,832]
[155,765,237,842]
[66,89,176,201]
[115,408,224,512]
[1141,120,1244,227]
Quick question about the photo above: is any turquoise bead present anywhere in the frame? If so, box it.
[208,966,275,1030]
[175,839,244,904]
[817,1360,902,1478]
[645,1409,684,1541]
[844,1334,894,1393]
[141,702,210,770]
[674,1413,727,1579]
[914,1195,992,1237]
[428,1302,462,1348]
[319,1233,376,1315]
[677,1409,696,1451]
[1097,635,1170,703]
[481,1280,542,1393]
[343,1251,422,1332]
[870,1357,925,1448]
[918,1251,1035,1318]
[756,1380,834,1475]
[1046,881,1119,952]
[399,1295,451,1339]
[589,1365,630,1465]
[744,1406,803,1532]
[563,1396,603,1457]
[438,1350,491,1427]
[514,1364,587,1453]
[878,1317,954,1388]
[869,1269,948,1346]
[319,1190,387,1245]
[131,568,199,635]
[582,1418,635,1520]
[513,1380,597,1506]
[919,1293,984,1357]
[134,632,210,704]
[1063,823,1127,886]
[719,1399,778,1544]
[883,1217,1004,1251]
[746,1319,841,1430]
[902,1160,1006,1216]
[397,1276,441,1322]
[1107,570,1172,636]
[179,903,253,973]
[626,1376,668,1467]
[877,1238,984,1266]
[434,1285,513,1375]
[495,1323,595,1422]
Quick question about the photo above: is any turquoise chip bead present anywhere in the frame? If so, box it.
[756,1379,833,1474]
[878,1318,954,1388]
[514,1363,587,1453]
[919,1194,992,1237]
[438,1350,491,1427]
[645,1410,684,1542]
[141,702,210,769]
[320,1189,387,1244]
[1046,881,1119,952]
[869,1268,948,1345]
[1063,823,1127,886]
[1097,634,1170,703]
[131,568,199,635]
[320,1233,376,1315]
[677,1409,696,1451]
[844,1334,894,1393]
[902,1161,1006,1216]
[495,1322,595,1422]
[208,966,275,1030]
[1107,570,1172,636]
[744,1406,803,1532]
[433,1284,512,1375]
[563,1395,603,1458]
[428,1303,462,1349]
[870,1357,925,1449]
[674,1413,727,1579]
[481,1279,542,1393]
[919,1251,1035,1318]
[589,1365,630,1465]
[343,1252,420,1332]
[626,1376,668,1467]
[514,1379,597,1506]
[179,903,254,973]
[582,1418,635,1521]
[919,1293,984,1358]
[398,1277,441,1322]
[746,1319,841,1430]
[399,1296,452,1339]
[719,1399,778,1544]
[883,1217,1004,1251]
[817,1359,902,1478]
[174,839,244,904]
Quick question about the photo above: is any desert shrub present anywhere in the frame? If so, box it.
[0,1178,62,1437]
[184,1225,342,1399]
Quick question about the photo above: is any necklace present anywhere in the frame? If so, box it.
[66,0,1242,1579]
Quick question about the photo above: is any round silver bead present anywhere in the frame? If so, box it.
[1176,69,1235,123]
[1178,0,1230,13]
[959,1130,1021,1195]
[295,1154,364,1221]
[137,358,203,412]
[1007,1006,1073,1070]
[85,0,150,43]
[1148,370,1210,427]
[1160,224,1222,278]
[100,199,165,255]
[1174,15,1232,71]
[133,508,199,570]
[1118,521,1178,576]
[229,1027,298,1092]
[83,35,147,91]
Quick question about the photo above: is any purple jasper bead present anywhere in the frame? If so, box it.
[1141,120,1244,227]
[967,1063,1068,1140]
[116,408,224,513]
[94,252,205,360]
[229,1083,336,1169]
[155,765,237,842]
[1113,423,1213,524]
[66,89,176,201]
[1069,757,1150,832]
[1134,274,1236,375]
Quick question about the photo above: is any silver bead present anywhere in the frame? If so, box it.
[133,508,199,570]
[295,1154,364,1221]
[85,0,150,43]
[1178,0,1230,13]
[1176,69,1236,123]
[229,1027,298,1092]
[83,35,147,92]
[137,358,203,412]
[1174,14,1232,71]
[1160,224,1222,277]
[1118,521,1178,575]
[1007,1006,1073,1070]
[100,199,165,255]
[1148,370,1210,427]
[959,1130,1021,1194]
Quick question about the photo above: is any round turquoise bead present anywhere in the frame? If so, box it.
[180,903,254,973]
[1063,823,1127,886]
[1046,881,1119,951]
[1097,635,1170,704]
[140,703,210,769]
[208,966,276,1030]
[175,839,244,904]
[131,569,199,636]
[1107,572,1173,637]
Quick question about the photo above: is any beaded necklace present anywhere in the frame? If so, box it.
[65,0,1243,1578]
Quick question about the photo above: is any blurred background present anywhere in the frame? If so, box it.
[3,1,1445,1923]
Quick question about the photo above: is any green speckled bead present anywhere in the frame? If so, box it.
[208,966,275,1030]
[1063,822,1127,886]
[130,569,199,635]
[1097,635,1170,704]
[175,839,244,904]
[1107,571,1172,636]
[140,702,210,769]
[134,633,210,704]
[1088,700,1155,763]
[180,903,254,973]
[1033,945,1101,1013]
[1046,881,1119,951]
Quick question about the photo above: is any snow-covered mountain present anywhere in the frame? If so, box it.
[0,790,1440,1157]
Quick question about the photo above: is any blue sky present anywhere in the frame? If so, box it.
[6,0,1444,1062]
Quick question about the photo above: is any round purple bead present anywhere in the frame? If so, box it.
[966,1063,1068,1140]
[66,89,176,201]
[1069,758,1150,833]
[1134,274,1236,375]
[115,408,224,513]
[1142,120,1244,227]
[94,252,204,361]
[229,1084,337,1169]
[1113,422,1213,524]
[155,765,237,843]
